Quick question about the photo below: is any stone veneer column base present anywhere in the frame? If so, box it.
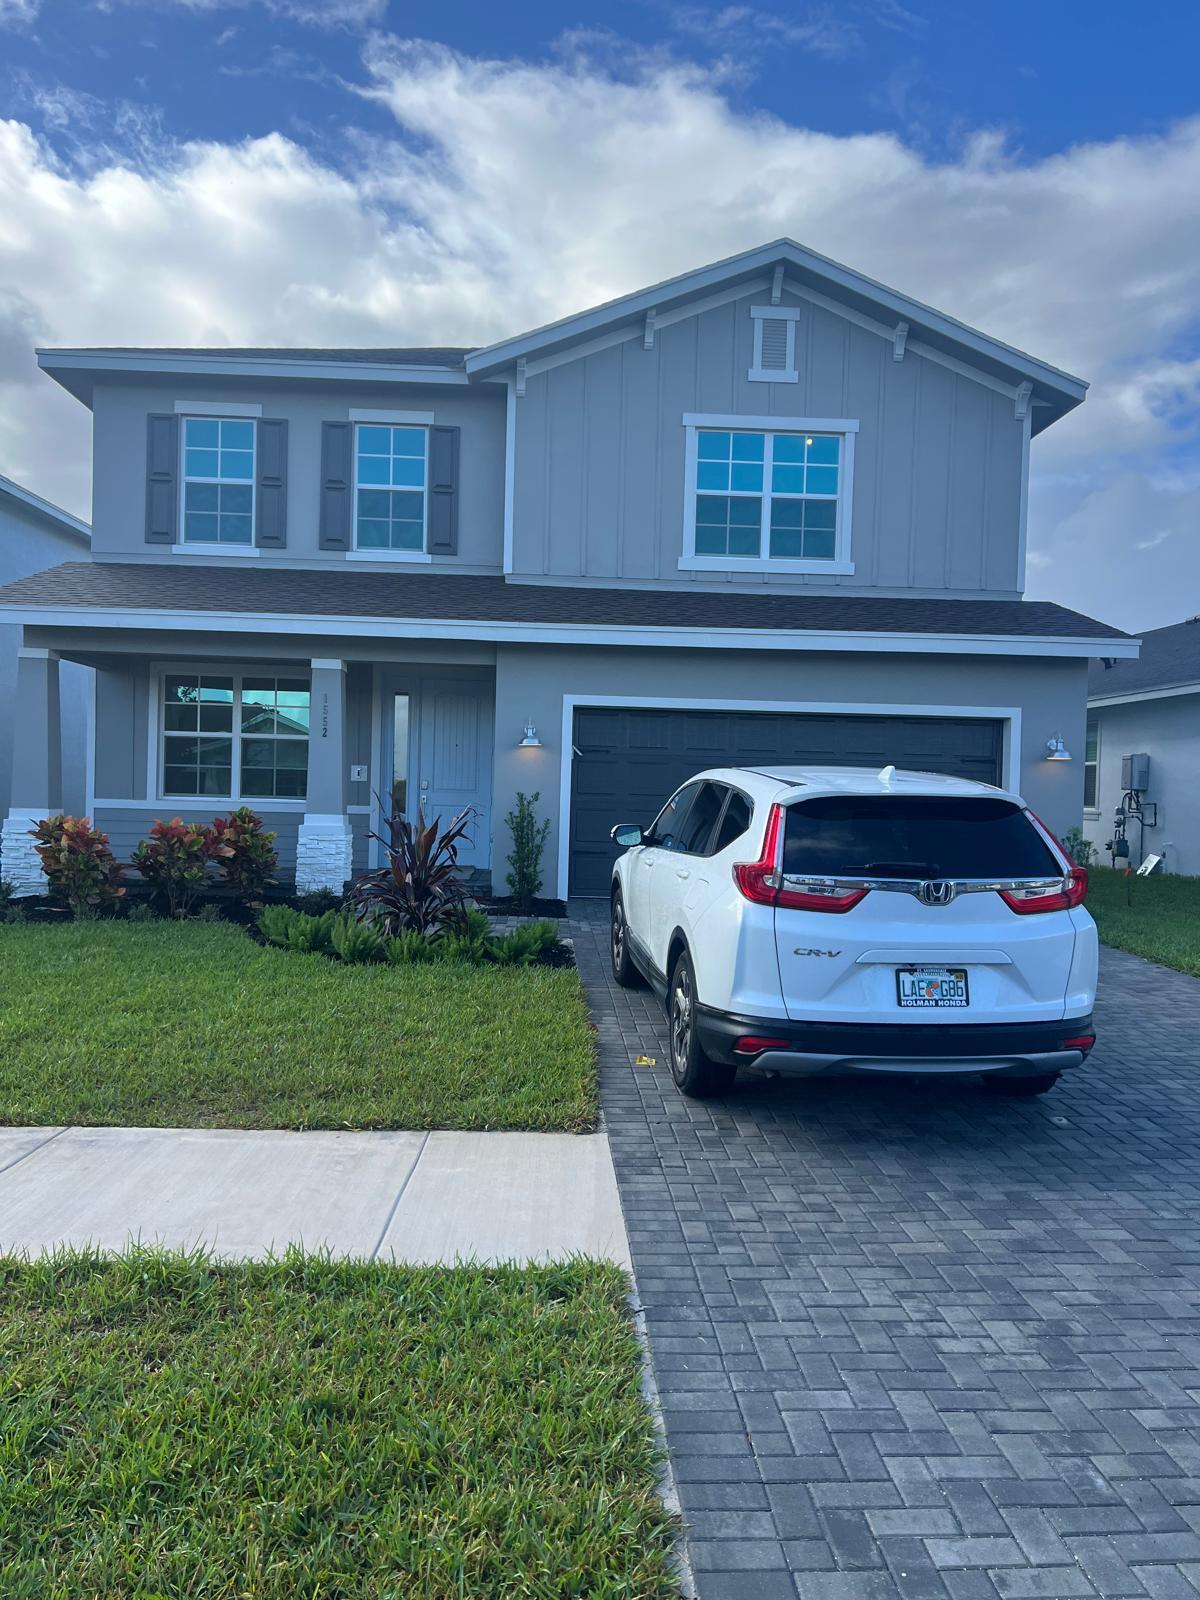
[1,810,46,898]
[294,814,354,895]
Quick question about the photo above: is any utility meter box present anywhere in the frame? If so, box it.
[1122,752,1150,793]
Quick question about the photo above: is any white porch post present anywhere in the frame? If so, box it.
[1,647,63,896]
[295,657,354,894]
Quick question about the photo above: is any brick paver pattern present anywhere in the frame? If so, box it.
[568,906,1200,1600]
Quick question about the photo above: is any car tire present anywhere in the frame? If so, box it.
[981,1072,1061,1097]
[668,950,736,1098]
[610,889,642,988]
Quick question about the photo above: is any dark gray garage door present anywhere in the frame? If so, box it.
[568,706,1004,896]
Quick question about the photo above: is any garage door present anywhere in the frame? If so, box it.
[568,707,1004,896]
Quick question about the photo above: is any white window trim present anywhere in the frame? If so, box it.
[351,419,432,558]
[149,662,311,807]
[748,304,800,383]
[680,413,857,576]
[1083,713,1101,818]
[172,545,262,558]
[178,414,258,550]
[173,399,262,417]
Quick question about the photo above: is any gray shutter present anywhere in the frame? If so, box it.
[759,318,789,370]
[256,418,288,548]
[145,413,179,544]
[319,421,352,550]
[427,424,460,556]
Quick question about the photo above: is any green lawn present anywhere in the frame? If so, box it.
[0,921,597,1132]
[0,1250,677,1599]
[1087,866,1200,977]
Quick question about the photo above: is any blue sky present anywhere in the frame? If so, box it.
[1,0,1198,628]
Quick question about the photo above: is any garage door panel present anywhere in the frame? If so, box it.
[568,707,1004,897]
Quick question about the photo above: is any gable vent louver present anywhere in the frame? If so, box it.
[749,304,799,384]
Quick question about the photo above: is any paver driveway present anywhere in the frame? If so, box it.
[568,908,1200,1600]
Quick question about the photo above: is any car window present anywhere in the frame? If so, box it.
[647,783,703,851]
[675,782,727,855]
[782,795,1060,880]
[712,789,752,854]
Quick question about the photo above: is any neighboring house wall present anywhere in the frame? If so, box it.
[493,646,1087,898]
[511,287,1026,595]
[1082,694,1200,874]
[0,496,90,821]
[90,380,506,572]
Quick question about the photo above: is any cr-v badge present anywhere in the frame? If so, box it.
[794,948,843,957]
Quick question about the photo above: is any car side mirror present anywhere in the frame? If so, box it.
[611,823,643,848]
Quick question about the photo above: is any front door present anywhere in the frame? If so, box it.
[387,675,493,871]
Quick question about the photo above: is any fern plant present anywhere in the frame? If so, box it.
[385,931,438,965]
[330,912,383,964]
[491,920,559,966]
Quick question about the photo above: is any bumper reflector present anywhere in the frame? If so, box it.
[733,1036,792,1056]
[1060,1034,1096,1052]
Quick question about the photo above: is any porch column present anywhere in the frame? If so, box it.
[295,657,354,894]
[1,647,63,896]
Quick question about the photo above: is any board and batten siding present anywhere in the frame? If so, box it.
[510,288,1024,596]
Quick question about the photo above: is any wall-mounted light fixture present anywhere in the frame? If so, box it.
[1045,734,1072,761]
[518,721,542,749]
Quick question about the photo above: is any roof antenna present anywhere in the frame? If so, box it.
[878,764,896,787]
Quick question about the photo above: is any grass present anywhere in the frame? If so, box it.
[1087,865,1200,977]
[0,1250,677,1599]
[0,920,597,1132]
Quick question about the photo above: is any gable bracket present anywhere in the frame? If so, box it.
[1014,381,1033,420]
[515,358,526,398]
[643,308,657,350]
[770,263,785,305]
[892,321,909,363]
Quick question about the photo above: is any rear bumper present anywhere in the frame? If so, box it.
[695,1007,1096,1079]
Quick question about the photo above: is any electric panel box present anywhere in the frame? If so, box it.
[1122,752,1150,793]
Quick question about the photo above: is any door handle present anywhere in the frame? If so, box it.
[675,869,690,880]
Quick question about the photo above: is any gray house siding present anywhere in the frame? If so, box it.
[510,288,1024,596]
[1082,693,1200,874]
[492,645,1087,899]
[91,380,506,573]
[0,494,90,819]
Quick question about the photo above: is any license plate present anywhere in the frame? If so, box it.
[896,967,969,1008]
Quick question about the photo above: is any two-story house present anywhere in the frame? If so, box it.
[0,239,1137,899]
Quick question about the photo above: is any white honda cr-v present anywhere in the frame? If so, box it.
[609,766,1097,1099]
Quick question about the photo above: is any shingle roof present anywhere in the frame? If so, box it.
[1089,617,1200,698]
[0,561,1131,642]
[58,347,473,367]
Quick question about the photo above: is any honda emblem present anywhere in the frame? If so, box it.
[917,880,957,907]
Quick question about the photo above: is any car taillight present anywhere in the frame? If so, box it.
[734,1036,792,1055]
[733,804,868,914]
[999,868,1088,915]
[1061,1034,1096,1052]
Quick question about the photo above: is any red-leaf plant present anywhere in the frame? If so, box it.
[132,818,232,919]
[30,815,126,917]
[212,807,279,902]
[349,803,476,936]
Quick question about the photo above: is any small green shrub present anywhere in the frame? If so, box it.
[0,879,13,908]
[212,807,278,901]
[125,901,159,923]
[4,904,23,925]
[492,919,560,966]
[258,903,300,947]
[133,818,228,918]
[30,815,126,917]
[330,912,384,964]
[196,902,226,923]
[295,888,342,916]
[505,790,551,913]
[436,930,492,964]
[385,930,438,965]
[1062,825,1095,869]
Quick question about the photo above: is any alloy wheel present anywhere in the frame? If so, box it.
[611,899,625,972]
[671,964,693,1079]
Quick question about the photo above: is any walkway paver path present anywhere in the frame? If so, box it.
[569,906,1200,1600]
[0,1125,629,1265]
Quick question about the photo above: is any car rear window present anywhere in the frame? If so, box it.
[782,796,1061,880]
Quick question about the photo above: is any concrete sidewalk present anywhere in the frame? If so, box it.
[0,1126,629,1265]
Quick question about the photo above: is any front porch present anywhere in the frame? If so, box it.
[0,636,507,896]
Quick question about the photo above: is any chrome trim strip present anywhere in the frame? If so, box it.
[775,873,1067,900]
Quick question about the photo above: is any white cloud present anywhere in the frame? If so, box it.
[0,37,1197,629]
[0,0,40,26]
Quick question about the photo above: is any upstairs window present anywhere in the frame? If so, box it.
[682,416,856,573]
[354,424,428,551]
[181,417,255,545]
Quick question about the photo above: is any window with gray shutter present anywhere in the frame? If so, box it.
[427,424,460,556]
[319,421,353,550]
[145,414,179,544]
[256,419,288,548]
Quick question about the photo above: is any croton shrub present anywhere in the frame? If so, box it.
[29,815,126,917]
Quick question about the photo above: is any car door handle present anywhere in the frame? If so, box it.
[675,868,690,880]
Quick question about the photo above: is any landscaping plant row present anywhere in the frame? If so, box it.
[259,905,561,967]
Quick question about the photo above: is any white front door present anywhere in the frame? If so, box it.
[388,676,493,871]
